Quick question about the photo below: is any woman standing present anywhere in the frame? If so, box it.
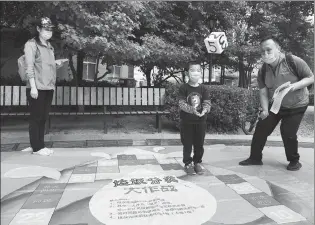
[23,17,63,156]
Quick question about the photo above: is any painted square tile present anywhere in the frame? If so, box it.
[34,183,67,195]
[72,166,97,174]
[227,182,262,195]
[137,159,159,165]
[68,174,95,183]
[216,174,247,184]
[118,159,141,166]
[97,166,120,173]
[8,208,55,225]
[97,159,118,167]
[21,193,62,209]
[117,154,137,160]
[259,205,307,224]
[160,163,183,171]
[241,192,280,208]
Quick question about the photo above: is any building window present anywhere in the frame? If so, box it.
[113,65,121,77]
[82,62,96,81]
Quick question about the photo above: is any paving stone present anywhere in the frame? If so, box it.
[15,143,31,151]
[137,159,159,165]
[34,183,67,195]
[132,140,147,146]
[146,139,162,146]
[1,144,15,152]
[241,192,281,208]
[117,139,133,146]
[21,193,62,209]
[117,154,137,160]
[87,140,117,147]
[44,142,53,148]
[52,141,86,148]
[161,139,182,146]
[160,163,183,171]
[216,174,247,184]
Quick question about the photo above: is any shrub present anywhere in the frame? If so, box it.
[164,83,252,133]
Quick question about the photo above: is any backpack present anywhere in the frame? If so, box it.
[18,41,39,82]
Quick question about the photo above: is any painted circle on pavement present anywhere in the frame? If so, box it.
[89,173,217,225]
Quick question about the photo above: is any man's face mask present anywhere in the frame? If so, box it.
[260,40,280,64]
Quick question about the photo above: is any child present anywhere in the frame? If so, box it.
[178,62,211,175]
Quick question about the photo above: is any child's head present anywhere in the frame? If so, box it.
[187,62,202,84]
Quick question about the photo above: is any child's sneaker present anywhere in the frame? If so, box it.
[194,163,205,175]
[184,163,196,175]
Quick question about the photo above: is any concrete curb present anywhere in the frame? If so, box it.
[1,138,313,152]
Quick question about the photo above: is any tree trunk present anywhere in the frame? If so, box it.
[220,66,225,85]
[208,54,213,83]
[202,62,205,83]
[140,65,153,87]
[68,53,77,85]
[238,55,247,88]
[181,71,186,83]
[77,50,85,84]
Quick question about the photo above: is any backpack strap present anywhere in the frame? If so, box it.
[261,63,267,85]
[285,53,300,79]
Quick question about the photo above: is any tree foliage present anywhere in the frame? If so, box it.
[1,1,313,87]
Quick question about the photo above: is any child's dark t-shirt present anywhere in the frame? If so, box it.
[178,83,210,123]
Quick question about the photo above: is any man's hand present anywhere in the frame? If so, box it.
[30,87,38,99]
[259,110,269,120]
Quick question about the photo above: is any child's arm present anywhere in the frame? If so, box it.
[178,85,196,114]
[201,86,211,114]
[202,100,211,114]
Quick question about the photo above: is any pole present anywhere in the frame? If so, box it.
[208,54,212,83]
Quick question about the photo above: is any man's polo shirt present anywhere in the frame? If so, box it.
[257,53,313,108]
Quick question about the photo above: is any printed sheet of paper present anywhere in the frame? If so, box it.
[270,82,293,114]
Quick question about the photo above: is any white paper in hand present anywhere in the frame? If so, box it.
[270,82,293,114]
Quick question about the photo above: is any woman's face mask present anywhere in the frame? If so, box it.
[41,30,53,40]
[38,27,53,40]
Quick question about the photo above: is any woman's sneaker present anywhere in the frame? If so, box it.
[21,147,33,152]
[33,148,53,156]
[184,163,196,175]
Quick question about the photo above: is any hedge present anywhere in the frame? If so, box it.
[164,83,253,133]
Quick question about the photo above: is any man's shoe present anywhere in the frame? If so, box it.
[239,158,263,166]
[184,163,196,175]
[194,163,205,175]
[287,161,302,171]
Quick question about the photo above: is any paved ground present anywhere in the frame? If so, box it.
[1,144,314,225]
